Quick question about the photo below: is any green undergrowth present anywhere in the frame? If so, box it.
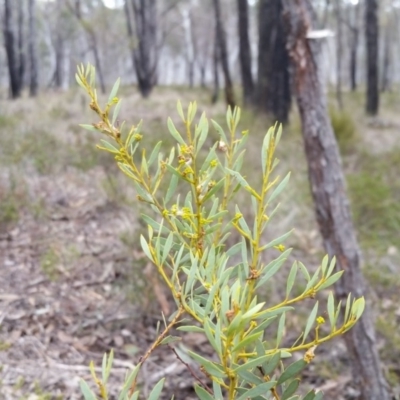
[329,105,358,154]
[348,148,400,251]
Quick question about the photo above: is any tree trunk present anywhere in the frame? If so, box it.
[237,0,254,106]
[181,3,195,88]
[125,0,159,98]
[257,0,291,123]
[212,0,236,108]
[3,0,22,98]
[365,0,379,115]
[380,20,391,93]
[349,3,360,92]
[68,0,106,94]
[334,0,343,109]
[283,2,391,400]
[17,0,25,90]
[28,0,38,97]
[211,21,220,105]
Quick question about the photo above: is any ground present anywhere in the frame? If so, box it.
[0,85,399,400]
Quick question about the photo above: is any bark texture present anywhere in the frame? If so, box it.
[125,0,158,98]
[257,0,291,123]
[212,0,236,108]
[211,21,220,105]
[283,2,391,400]
[3,0,22,98]
[17,0,25,89]
[28,0,38,97]
[365,0,379,115]
[237,0,254,106]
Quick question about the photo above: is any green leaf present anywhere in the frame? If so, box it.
[277,360,307,385]
[262,351,281,375]
[286,261,298,299]
[352,297,365,320]
[160,336,181,345]
[99,139,119,154]
[118,364,142,400]
[148,141,162,167]
[236,381,277,400]
[256,249,291,289]
[112,99,122,126]
[281,379,300,400]
[234,354,273,373]
[79,380,97,400]
[188,351,226,379]
[261,128,272,173]
[327,292,335,329]
[167,117,185,145]
[177,100,185,122]
[276,312,286,347]
[260,230,293,251]
[236,368,264,385]
[298,262,310,282]
[204,319,221,355]
[268,172,291,203]
[326,256,336,277]
[108,77,121,103]
[232,332,263,353]
[211,120,228,144]
[303,390,323,400]
[140,235,154,262]
[148,378,165,400]
[303,301,319,342]
[243,303,265,320]
[80,124,98,132]
[194,385,214,400]
[318,271,344,290]
[165,174,179,204]
[162,233,174,264]
[176,325,204,333]
[213,381,224,400]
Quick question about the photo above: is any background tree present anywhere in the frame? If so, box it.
[3,0,22,98]
[68,0,106,94]
[257,0,291,123]
[237,0,254,106]
[212,0,236,108]
[28,0,38,97]
[124,0,159,98]
[17,0,26,91]
[283,1,391,399]
[365,0,379,115]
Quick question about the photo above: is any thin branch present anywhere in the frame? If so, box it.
[168,345,213,395]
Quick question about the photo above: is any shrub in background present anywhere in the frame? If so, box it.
[329,106,358,154]
[76,64,364,400]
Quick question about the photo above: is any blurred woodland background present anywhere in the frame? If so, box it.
[0,0,400,399]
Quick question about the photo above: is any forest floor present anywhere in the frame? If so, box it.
[0,85,399,400]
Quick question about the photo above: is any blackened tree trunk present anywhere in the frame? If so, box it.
[283,2,391,400]
[211,20,220,105]
[237,0,254,106]
[348,2,360,92]
[365,0,379,115]
[125,0,158,98]
[3,0,22,98]
[212,0,236,108]
[17,0,25,90]
[257,0,291,123]
[28,0,38,97]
